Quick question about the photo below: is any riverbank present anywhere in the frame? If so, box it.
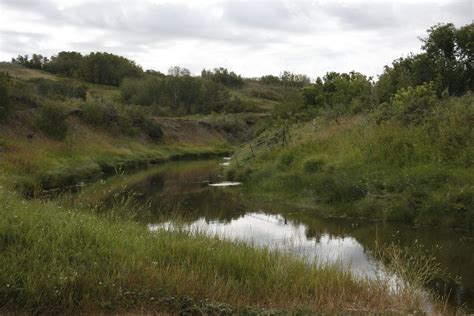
[227,94,473,229]
[0,190,437,314]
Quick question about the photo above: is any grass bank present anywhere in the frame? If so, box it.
[0,190,435,314]
[228,94,474,229]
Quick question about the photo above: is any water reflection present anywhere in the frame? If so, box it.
[149,212,383,278]
[84,158,473,311]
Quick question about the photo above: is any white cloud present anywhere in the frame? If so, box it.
[0,0,472,78]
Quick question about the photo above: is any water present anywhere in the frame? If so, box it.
[87,158,474,311]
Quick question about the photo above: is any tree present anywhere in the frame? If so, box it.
[44,51,83,77]
[201,67,244,88]
[392,82,437,125]
[168,66,191,77]
[377,22,473,101]
[303,71,373,114]
[259,74,281,85]
[12,54,48,69]
[280,71,311,87]
[79,52,143,86]
[36,103,68,140]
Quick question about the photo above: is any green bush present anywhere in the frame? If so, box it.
[143,120,163,141]
[303,158,324,173]
[36,103,68,140]
[120,76,231,115]
[80,101,162,140]
[425,95,473,165]
[278,152,295,169]
[35,78,87,100]
[251,89,282,101]
[392,83,437,124]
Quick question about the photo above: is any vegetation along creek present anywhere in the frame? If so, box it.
[0,16,472,314]
[66,159,474,312]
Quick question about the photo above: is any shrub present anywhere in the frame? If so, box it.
[250,89,282,101]
[81,101,111,126]
[120,76,231,115]
[143,120,163,141]
[201,67,244,88]
[278,152,295,169]
[303,158,324,173]
[80,101,162,140]
[425,95,474,165]
[36,103,68,140]
[392,82,437,124]
[35,79,87,100]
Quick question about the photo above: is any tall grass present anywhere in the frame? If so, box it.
[0,191,435,314]
[228,94,474,228]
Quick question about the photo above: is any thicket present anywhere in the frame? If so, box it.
[270,22,472,124]
[36,103,69,140]
[302,71,374,115]
[201,67,244,88]
[120,76,251,115]
[13,51,143,86]
[376,23,473,101]
[34,78,87,101]
[259,71,311,87]
[80,100,163,141]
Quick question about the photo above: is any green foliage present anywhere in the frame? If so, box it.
[0,191,422,314]
[272,92,307,121]
[259,75,281,85]
[43,51,83,77]
[377,22,473,101]
[80,101,162,140]
[35,78,87,100]
[36,103,68,140]
[0,72,11,121]
[201,67,244,88]
[238,94,474,228]
[210,114,249,140]
[280,71,311,87]
[120,76,233,115]
[303,158,324,173]
[425,94,474,165]
[12,53,48,69]
[392,83,437,125]
[167,66,191,77]
[259,72,310,87]
[303,72,374,115]
[250,88,283,101]
[79,52,143,86]
[13,51,143,86]
[278,151,296,169]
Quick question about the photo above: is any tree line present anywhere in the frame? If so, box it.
[8,22,473,119]
[12,52,143,86]
[273,22,473,121]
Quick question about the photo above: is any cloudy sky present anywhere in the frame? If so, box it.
[0,0,472,78]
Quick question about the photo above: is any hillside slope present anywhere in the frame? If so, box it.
[0,64,234,196]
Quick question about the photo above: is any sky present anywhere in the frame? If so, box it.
[0,0,472,79]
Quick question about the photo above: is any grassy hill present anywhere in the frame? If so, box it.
[0,63,273,196]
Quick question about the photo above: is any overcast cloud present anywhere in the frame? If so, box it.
[0,0,472,78]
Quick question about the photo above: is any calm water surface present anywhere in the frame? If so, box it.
[90,159,474,311]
